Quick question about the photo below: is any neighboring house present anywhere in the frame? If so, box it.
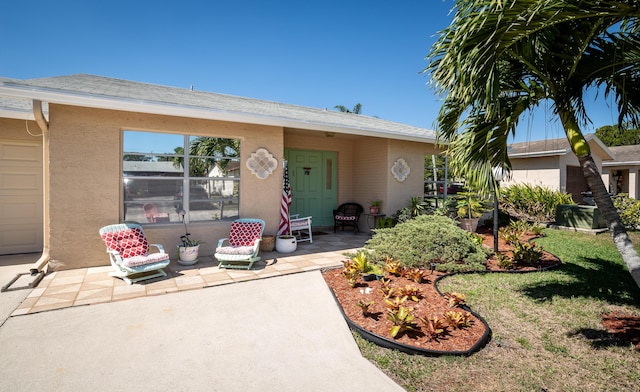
[503,134,614,204]
[0,74,440,270]
[602,144,640,200]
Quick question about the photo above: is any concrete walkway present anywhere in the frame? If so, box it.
[0,237,404,391]
[0,272,402,391]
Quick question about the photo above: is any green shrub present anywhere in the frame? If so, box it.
[499,184,574,223]
[612,193,640,230]
[365,215,490,272]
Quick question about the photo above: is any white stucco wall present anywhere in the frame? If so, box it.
[502,156,561,190]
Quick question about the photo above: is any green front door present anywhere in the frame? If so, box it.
[285,149,337,227]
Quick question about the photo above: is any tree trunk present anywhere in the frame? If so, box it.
[560,109,640,288]
[579,154,640,288]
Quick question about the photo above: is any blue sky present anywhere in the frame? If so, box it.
[0,0,621,143]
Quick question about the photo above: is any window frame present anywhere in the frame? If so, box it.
[122,131,240,224]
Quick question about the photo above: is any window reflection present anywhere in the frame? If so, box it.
[122,131,240,223]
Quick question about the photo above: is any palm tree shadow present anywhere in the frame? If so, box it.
[568,327,631,349]
[518,256,640,306]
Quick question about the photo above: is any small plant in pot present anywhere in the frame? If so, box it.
[368,200,382,214]
[177,210,204,265]
[453,191,488,232]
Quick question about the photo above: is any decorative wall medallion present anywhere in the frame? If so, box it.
[391,158,410,182]
[246,148,278,179]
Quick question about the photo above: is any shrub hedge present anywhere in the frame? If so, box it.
[499,184,574,223]
[365,215,490,272]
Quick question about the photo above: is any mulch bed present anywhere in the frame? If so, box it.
[323,230,565,355]
[601,311,640,351]
[326,229,640,353]
[324,268,489,353]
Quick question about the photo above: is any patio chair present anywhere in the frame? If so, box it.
[99,223,171,284]
[290,214,313,243]
[215,218,265,270]
[333,202,363,233]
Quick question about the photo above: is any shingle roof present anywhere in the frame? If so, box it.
[507,137,571,156]
[605,144,640,165]
[507,134,614,160]
[0,74,436,142]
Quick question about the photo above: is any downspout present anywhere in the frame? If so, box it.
[30,99,50,274]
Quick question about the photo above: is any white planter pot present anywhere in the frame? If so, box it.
[178,245,200,265]
[275,236,297,253]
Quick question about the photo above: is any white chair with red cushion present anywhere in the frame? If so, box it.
[215,218,265,270]
[289,214,313,243]
[99,223,171,284]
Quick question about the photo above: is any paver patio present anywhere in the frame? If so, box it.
[9,231,369,316]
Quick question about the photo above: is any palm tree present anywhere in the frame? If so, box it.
[426,0,640,287]
[172,137,240,177]
[335,103,362,114]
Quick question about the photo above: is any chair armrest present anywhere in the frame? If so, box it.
[217,238,229,248]
[148,243,166,253]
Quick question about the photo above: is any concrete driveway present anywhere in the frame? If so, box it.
[0,253,37,325]
[0,269,403,391]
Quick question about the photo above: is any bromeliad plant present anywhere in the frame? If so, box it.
[378,278,395,299]
[420,314,449,342]
[496,252,514,270]
[385,295,408,311]
[357,300,375,316]
[443,291,467,308]
[444,310,474,329]
[387,306,418,338]
[512,241,544,265]
[397,284,423,302]
[403,268,429,284]
[342,260,361,288]
[384,257,404,277]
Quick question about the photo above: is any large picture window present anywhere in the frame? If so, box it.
[122,130,240,224]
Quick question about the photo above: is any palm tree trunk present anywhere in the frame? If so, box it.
[578,155,640,288]
[561,110,640,288]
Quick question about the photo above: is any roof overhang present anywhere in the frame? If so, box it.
[603,160,640,166]
[508,149,568,159]
[0,82,436,144]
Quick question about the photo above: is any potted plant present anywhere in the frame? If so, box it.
[368,200,382,214]
[177,210,204,265]
[275,234,297,253]
[454,191,488,232]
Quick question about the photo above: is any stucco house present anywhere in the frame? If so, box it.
[0,74,440,271]
[602,144,640,200]
[503,134,615,204]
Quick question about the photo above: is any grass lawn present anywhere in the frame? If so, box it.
[355,229,640,392]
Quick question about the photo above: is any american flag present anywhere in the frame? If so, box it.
[277,164,292,236]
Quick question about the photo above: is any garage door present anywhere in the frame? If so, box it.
[0,140,43,254]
